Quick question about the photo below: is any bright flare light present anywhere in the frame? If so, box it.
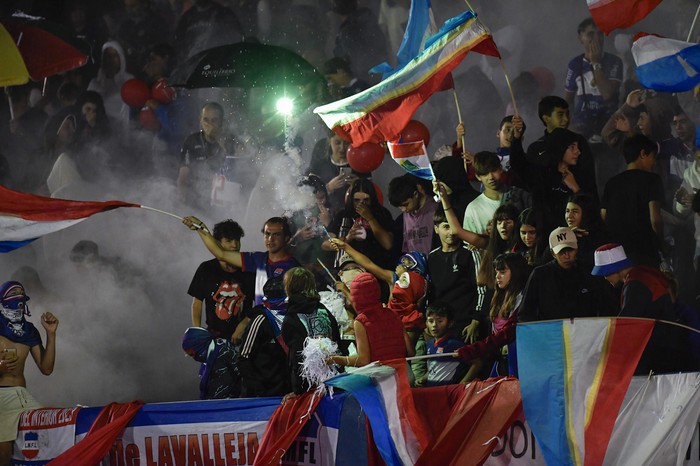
[276,97,294,116]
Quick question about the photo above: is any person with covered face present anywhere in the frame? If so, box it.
[0,282,58,466]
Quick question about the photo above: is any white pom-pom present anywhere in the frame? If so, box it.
[301,337,339,389]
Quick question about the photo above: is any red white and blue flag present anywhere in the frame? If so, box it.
[517,318,653,466]
[388,141,433,180]
[632,33,700,92]
[314,10,499,147]
[587,0,662,35]
[0,185,139,252]
[324,360,430,465]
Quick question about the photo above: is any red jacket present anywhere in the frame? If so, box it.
[351,273,406,362]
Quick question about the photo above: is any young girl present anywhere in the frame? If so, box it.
[323,178,395,270]
[512,208,549,266]
[477,204,521,290]
[457,253,529,376]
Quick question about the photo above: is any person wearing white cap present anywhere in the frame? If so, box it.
[519,227,611,322]
[592,243,696,373]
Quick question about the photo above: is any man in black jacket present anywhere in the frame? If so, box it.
[238,277,290,397]
[519,227,611,322]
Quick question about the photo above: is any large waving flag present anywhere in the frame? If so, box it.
[323,359,521,466]
[632,33,700,92]
[517,318,654,466]
[587,0,662,35]
[388,141,434,180]
[0,185,139,252]
[314,10,499,147]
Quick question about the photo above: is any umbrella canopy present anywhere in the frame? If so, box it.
[168,42,324,89]
[0,12,90,87]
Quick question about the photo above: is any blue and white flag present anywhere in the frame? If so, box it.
[370,0,436,79]
[632,33,700,92]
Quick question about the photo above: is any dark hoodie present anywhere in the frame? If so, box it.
[282,294,342,394]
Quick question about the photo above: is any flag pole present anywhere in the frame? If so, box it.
[500,60,519,116]
[139,205,183,221]
[316,258,337,284]
[407,352,458,362]
[688,3,700,42]
[452,89,467,154]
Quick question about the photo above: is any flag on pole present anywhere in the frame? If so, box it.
[314,10,499,147]
[370,0,437,79]
[387,141,433,180]
[587,0,662,35]
[632,33,700,92]
[0,185,139,252]
[517,318,654,466]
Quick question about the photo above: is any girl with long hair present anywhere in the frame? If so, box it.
[477,204,521,289]
[323,178,394,270]
[512,208,549,266]
[455,253,530,376]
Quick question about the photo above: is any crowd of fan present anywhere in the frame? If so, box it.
[1,1,699,399]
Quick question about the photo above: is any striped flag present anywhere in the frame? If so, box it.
[324,360,430,466]
[632,33,700,92]
[517,318,654,466]
[387,141,433,180]
[587,0,662,35]
[314,10,499,147]
[0,185,139,252]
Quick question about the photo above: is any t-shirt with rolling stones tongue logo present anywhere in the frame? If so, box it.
[188,259,254,340]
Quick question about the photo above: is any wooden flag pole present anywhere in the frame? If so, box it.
[500,59,519,117]
[688,3,700,42]
[452,89,467,157]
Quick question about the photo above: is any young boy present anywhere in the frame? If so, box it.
[416,303,472,386]
[601,134,664,267]
[427,209,480,342]
[526,96,571,166]
[388,173,439,256]
[456,116,524,187]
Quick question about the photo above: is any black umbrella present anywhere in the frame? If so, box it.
[168,42,324,89]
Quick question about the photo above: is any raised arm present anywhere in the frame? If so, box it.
[183,216,243,269]
[433,181,488,249]
[331,238,393,285]
[30,312,58,376]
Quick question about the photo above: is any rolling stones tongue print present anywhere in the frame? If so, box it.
[213,281,246,321]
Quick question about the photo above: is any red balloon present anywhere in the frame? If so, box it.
[138,107,160,132]
[121,79,151,108]
[347,143,385,174]
[400,120,430,146]
[151,79,176,104]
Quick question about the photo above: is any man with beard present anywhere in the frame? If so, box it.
[187,220,253,344]
[0,282,58,466]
